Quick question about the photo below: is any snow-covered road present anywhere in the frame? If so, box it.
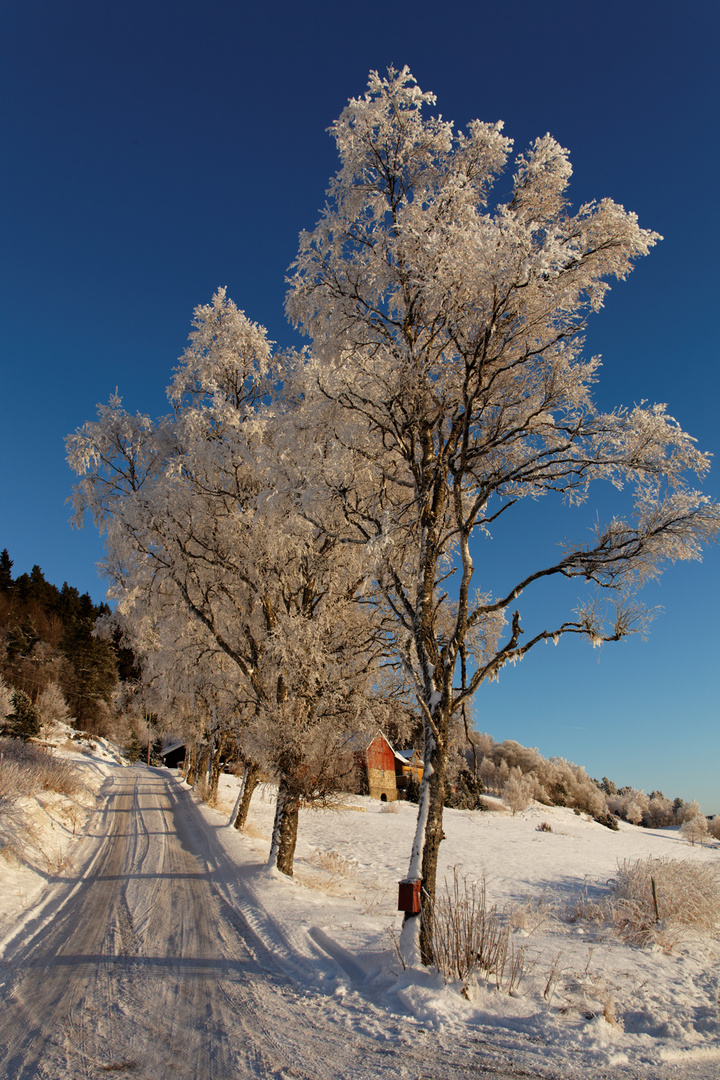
[0,767,562,1080]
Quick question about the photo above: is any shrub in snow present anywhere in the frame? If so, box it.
[609,857,720,946]
[709,815,720,841]
[594,811,620,831]
[502,771,533,815]
[430,868,525,992]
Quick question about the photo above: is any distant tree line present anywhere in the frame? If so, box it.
[461,731,708,830]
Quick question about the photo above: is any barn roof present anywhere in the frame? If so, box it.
[342,729,394,752]
[160,740,185,757]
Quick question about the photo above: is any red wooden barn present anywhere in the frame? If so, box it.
[348,731,399,801]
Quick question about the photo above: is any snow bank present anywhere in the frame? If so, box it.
[0,728,123,953]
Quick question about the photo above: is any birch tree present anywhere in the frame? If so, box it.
[68,290,387,875]
[285,67,719,962]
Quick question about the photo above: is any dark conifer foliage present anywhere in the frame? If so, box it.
[0,549,125,734]
[1,688,41,741]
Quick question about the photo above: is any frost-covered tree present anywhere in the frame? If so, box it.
[36,681,72,728]
[680,813,709,846]
[68,290,389,876]
[285,67,719,962]
[502,769,533,815]
[678,798,704,825]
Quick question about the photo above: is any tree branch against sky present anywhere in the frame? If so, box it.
[285,67,719,964]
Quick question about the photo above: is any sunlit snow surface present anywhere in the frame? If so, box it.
[1,744,718,1079]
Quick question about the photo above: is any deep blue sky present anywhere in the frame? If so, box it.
[1,0,718,810]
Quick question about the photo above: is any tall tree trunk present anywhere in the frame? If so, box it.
[269,775,300,876]
[418,717,448,965]
[233,761,259,830]
[195,742,211,790]
[209,733,227,801]
[185,744,197,785]
[402,707,449,967]
[229,763,248,826]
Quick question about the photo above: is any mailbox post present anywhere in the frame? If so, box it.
[397,878,422,914]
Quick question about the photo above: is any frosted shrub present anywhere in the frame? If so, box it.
[502,772,532,815]
[680,814,709,846]
[0,677,13,722]
[709,815,720,841]
[430,869,525,992]
[0,738,82,803]
[36,681,72,728]
[608,857,720,945]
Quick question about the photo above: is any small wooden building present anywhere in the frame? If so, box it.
[394,747,424,793]
[347,732,425,801]
[346,731,399,801]
[159,741,186,768]
[363,731,399,801]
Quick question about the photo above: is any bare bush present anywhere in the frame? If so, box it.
[36,681,72,728]
[0,738,83,803]
[306,848,359,877]
[429,868,525,992]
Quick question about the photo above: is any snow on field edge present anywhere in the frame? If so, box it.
[189,768,720,1075]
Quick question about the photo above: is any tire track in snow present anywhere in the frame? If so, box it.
[0,766,566,1080]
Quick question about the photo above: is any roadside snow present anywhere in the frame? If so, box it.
[2,748,719,1078]
[0,730,123,950]
[197,772,720,1077]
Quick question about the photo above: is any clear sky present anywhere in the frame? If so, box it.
[1,0,717,811]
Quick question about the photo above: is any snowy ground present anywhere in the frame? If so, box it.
[1,745,719,1079]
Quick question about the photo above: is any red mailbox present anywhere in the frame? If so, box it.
[398,878,422,913]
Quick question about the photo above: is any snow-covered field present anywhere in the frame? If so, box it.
[2,742,719,1079]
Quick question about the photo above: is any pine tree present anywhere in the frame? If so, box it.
[2,689,41,741]
[0,549,13,591]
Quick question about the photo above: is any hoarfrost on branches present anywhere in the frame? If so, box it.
[68,67,718,967]
[284,66,719,962]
